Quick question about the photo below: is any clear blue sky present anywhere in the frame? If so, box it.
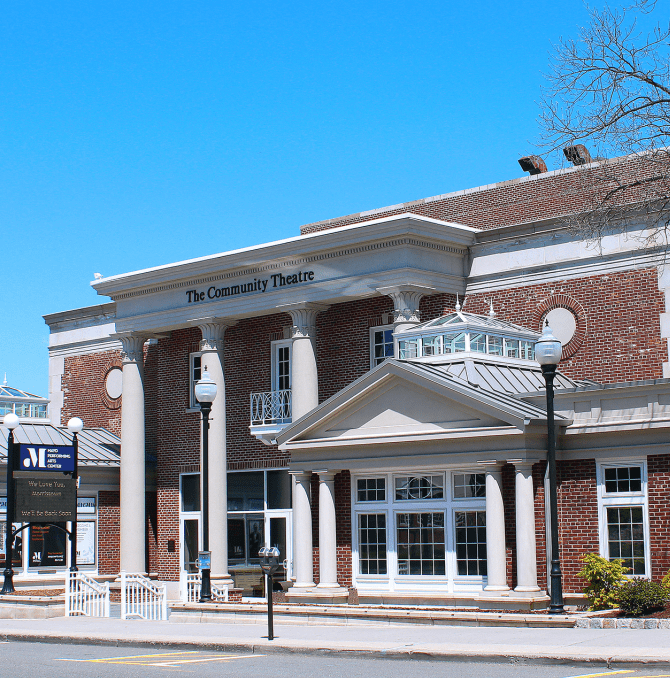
[2,0,601,399]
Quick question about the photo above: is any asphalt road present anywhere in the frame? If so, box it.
[0,642,669,678]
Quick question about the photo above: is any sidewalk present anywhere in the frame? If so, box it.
[0,615,669,666]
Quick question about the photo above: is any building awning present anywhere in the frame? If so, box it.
[0,424,120,467]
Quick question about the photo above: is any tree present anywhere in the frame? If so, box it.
[539,1,670,246]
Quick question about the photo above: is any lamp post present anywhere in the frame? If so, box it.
[536,322,564,614]
[194,370,217,603]
[2,413,19,594]
[67,417,83,573]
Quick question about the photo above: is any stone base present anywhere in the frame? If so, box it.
[0,594,64,618]
[357,591,550,611]
[286,586,349,605]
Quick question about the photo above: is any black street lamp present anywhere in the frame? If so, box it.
[194,370,217,603]
[67,417,83,572]
[2,413,19,594]
[536,322,564,614]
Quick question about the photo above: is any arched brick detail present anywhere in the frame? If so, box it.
[532,295,588,359]
[101,361,124,410]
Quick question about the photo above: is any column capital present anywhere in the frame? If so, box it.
[314,469,339,481]
[113,333,147,364]
[289,469,313,480]
[189,318,237,351]
[508,459,540,471]
[279,302,329,338]
[376,285,435,324]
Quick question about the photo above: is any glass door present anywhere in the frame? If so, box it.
[265,511,292,597]
[182,518,199,573]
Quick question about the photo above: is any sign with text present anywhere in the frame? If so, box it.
[15,477,76,522]
[29,523,66,567]
[77,521,95,565]
[19,445,75,472]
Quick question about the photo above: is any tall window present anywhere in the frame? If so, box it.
[272,340,291,391]
[370,326,394,368]
[189,352,202,409]
[598,462,649,576]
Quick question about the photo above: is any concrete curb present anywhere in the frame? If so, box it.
[575,617,670,629]
[2,628,670,668]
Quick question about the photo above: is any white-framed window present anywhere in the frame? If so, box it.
[370,325,395,368]
[188,352,203,410]
[352,470,486,590]
[597,461,650,577]
[271,340,291,392]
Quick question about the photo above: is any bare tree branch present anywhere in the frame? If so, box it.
[538,2,670,248]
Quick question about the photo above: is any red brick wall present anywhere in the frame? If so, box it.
[300,155,656,235]
[336,471,352,588]
[465,268,665,384]
[98,490,120,575]
[648,454,670,583]
[62,351,123,432]
[557,459,599,594]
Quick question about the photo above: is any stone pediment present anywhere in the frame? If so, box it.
[277,360,556,449]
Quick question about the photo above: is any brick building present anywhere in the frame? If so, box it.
[41,153,670,607]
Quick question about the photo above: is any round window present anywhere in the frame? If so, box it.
[544,307,577,346]
[105,367,123,400]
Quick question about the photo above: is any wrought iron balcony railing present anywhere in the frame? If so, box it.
[250,389,292,426]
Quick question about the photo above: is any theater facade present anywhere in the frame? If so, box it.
[42,155,670,607]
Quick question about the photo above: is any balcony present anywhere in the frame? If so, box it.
[249,390,292,445]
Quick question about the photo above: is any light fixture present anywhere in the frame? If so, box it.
[194,370,217,404]
[536,322,564,613]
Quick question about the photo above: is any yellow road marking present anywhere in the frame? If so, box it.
[562,672,633,678]
[55,650,264,667]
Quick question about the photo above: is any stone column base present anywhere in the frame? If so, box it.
[513,586,544,598]
[286,586,349,605]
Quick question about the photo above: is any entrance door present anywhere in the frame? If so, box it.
[265,511,292,597]
[182,518,199,573]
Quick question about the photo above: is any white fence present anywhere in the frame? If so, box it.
[120,571,168,620]
[250,389,292,425]
[65,571,110,617]
[180,572,228,603]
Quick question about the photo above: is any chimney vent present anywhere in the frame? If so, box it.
[563,144,592,166]
[518,155,547,175]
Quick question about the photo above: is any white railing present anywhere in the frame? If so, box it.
[121,571,168,621]
[250,390,292,426]
[65,571,110,617]
[180,572,228,603]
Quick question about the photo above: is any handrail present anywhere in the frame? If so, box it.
[65,571,110,617]
[120,571,168,620]
[250,389,292,426]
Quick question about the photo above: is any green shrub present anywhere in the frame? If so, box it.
[578,553,628,611]
[617,578,668,616]
[662,569,670,592]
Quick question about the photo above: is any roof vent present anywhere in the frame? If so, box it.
[563,144,592,166]
[518,155,547,175]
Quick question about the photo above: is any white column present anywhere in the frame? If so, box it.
[483,464,509,592]
[513,462,541,593]
[290,470,315,588]
[377,285,435,355]
[197,320,235,584]
[118,334,147,573]
[315,470,341,588]
[284,303,328,421]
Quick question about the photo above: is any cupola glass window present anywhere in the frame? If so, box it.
[396,312,538,362]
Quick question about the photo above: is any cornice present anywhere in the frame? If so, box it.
[106,235,468,302]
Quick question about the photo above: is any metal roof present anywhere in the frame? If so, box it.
[399,311,540,340]
[0,385,48,402]
[426,358,580,395]
[0,424,120,467]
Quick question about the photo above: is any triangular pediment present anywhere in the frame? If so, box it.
[311,378,501,440]
[278,360,551,448]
